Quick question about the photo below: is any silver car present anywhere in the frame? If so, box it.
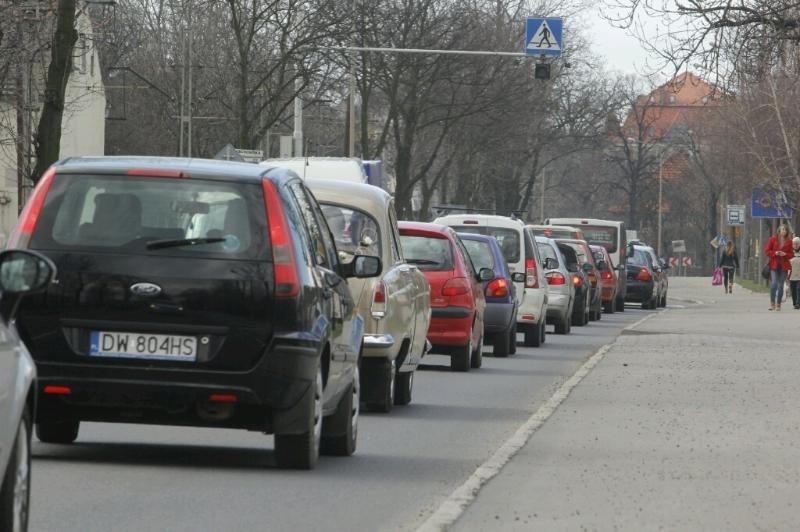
[0,250,56,532]
[534,236,575,334]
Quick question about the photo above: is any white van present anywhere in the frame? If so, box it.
[259,157,367,183]
[432,214,549,348]
[545,217,628,311]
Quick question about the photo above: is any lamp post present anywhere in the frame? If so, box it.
[657,150,664,258]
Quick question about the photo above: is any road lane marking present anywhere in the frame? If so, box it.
[415,312,658,532]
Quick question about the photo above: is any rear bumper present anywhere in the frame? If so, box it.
[34,335,322,434]
[545,293,570,321]
[625,281,654,302]
[427,308,473,346]
[483,302,516,333]
[600,284,616,301]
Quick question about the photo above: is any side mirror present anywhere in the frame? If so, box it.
[478,267,495,282]
[566,264,579,273]
[511,272,525,283]
[544,257,557,270]
[596,260,607,270]
[0,250,56,323]
[582,262,594,273]
[617,264,626,271]
[341,255,382,278]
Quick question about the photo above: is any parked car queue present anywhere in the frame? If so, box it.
[0,156,673,530]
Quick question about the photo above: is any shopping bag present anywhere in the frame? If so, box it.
[712,267,723,285]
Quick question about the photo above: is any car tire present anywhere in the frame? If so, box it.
[526,322,543,347]
[540,320,546,344]
[394,370,413,406]
[470,335,483,368]
[35,419,79,444]
[493,326,511,357]
[0,408,31,532]
[554,313,570,334]
[509,322,517,355]
[603,299,615,314]
[366,359,395,413]
[274,365,323,469]
[659,293,667,307]
[616,295,625,312]
[321,365,359,457]
[451,340,471,372]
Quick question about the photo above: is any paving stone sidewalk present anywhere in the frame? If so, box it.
[454,277,800,531]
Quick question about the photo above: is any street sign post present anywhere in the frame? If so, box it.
[672,240,686,253]
[726,205,746,226]
[525,17,563,56]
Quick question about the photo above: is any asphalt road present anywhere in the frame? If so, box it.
[30,307,647,532]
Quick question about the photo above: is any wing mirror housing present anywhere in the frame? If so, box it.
[478,267,495,282]
[341,255,382,278]
[511,272,526,283]
[0,250,56,323]
[544,257,557,270]
[596,260,607,270]
[582,262,594,273]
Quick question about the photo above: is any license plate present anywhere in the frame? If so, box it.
[90,331,197,362]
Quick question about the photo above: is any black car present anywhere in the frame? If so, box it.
[625,244,661,309]
[9,156,381,470]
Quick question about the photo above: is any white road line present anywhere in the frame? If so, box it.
[415,312,658,532]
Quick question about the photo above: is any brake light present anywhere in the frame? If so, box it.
[600,270,613,280]
[635,268,651,282]
[126,168,188,178]
[572,274,582,287]
[209,394,237,403]
[525,258,538,288]
[442,278,470,296]
[371,281,387,319]
[485,278,509,298]
[7,166,57,248]
[546,272,566,285]
[43,385,71,396]
[262,179,299,297]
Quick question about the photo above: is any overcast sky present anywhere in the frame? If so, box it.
[584,5,657,75]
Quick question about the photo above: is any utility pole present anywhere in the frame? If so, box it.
[539,167,546,222]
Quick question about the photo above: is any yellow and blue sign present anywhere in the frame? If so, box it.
[751,188,792,218]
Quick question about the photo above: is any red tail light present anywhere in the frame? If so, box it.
[43,385,71,396]
[635,267,651,282]
[371,281,387,319]
[8,166,57,248]
[546,272,566,285]
[485,278,509,298]
[572,274,582,287]
[442,278,470,296]
[525,258,538,288]
[600,270,613,280]
[262,179,299,297]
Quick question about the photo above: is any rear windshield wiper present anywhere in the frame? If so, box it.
[406,258,440,265]
[146,237,225,250]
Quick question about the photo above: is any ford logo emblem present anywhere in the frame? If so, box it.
[130,282,162,297]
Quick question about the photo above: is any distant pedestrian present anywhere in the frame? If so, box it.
[764,224,795,311]
[718,241,740,294]
[789,237,800,309]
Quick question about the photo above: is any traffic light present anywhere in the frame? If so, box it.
[534,63,550,80]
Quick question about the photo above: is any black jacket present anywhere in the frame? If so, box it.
[719,250,739,269]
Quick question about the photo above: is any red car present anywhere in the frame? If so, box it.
[398,222,492,372]
[590,244,619,314]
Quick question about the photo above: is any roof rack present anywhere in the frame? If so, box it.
[431,204,527,219]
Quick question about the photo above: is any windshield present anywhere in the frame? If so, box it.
[33,174,266,259]
[461,239,495,272]
[580,226,618,254]
[399,235,453,271]
[319,203,381,258]
[451,226,520,264]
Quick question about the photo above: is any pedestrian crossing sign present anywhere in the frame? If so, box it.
[526,17,563,56]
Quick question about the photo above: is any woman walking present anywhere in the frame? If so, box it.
[718,241,740,294]
[789,237,800,309]
[764,224,795,311]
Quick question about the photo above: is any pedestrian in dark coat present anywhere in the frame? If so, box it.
[718,241,739,294]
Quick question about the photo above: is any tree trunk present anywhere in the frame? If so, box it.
[32,0,78,183]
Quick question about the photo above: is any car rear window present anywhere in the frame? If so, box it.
[399,235,453,271]
[461,239,495,272]
[627,249,651,267]
[536,241,559,268]
[319,203,381,258]
[581,226,618,253]
[562,242,590,264]
[32,174,267,259]
[451,226,520,264]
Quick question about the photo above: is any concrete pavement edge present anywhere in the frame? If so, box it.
[414,312,661,532]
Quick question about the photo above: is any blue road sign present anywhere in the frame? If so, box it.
[751,187,793,218]
[525,17,563,56]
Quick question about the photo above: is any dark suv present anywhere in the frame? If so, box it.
[9,156,380,469]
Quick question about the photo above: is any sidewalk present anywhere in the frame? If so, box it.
[453,277,800,531]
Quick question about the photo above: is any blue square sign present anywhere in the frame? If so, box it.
[526,17,563,56]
